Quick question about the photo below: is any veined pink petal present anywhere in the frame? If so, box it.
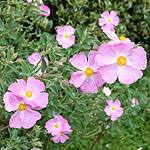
[99,64,118,84]
[20,108,41,129]
[110,11,117,18]
[101,10,110,18]
[112,16,119,26]
[80,77,98,93]
[69,71,86,88]
[92,72,105,87]
[28,52,41,65]
[88,51,99,70]
[99,18,107,26]
[9,111,22,128]
[69,52,88,70]
[118,65,143,85]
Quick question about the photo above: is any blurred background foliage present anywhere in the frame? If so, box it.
[0,0,150,149]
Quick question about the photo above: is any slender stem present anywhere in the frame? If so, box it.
[0,125,9,132]
[64,141,74,150]
[81,131,101,138]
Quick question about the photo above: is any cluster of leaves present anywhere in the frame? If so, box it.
[0,0,150,149]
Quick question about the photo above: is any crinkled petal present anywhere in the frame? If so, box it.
[106,99,114,105]
[114,99,121,107]
[103,30,119,41]
[40,5,50,17]
[96,44,117,66]
[88,51,99,69]
[99,64,118,84]
[92,72,105,87]
[110,11,117,18]
[3,92,20,112]
[9,111,22,128]
[20,108,41,129]
[118,65,143,85]
[69,52,88,70]
[101,10,110,18]
[27,77,45,93]
[99,18,107,26]
[28,52,41,65]
[60,135,69,143]
[127,46,147,70]
[69,71,86,88]
[112,16,119,26]
[80,77,98,93]
[111,42,135,57]
[104,105,112,116]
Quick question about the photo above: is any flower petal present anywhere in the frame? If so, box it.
[101,10,109,18]
[69,71,86,88]
[28,52,41,65]
[99,64,118,84]
[92,72,105,87]
[118,65,143,85]
[69,52,88,70]
[99,18,107,26]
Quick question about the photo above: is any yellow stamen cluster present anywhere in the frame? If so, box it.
[120,35,126,41]
[64,34,69,38]
[112,107,115,111]
[84,68,94,77]
[61,132,64,136]
[19,103,26,111]
[108,18,112,22]
[117,56,127,66]
[25,91,32,98]
[55,124,59,128]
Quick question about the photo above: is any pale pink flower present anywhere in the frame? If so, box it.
[99,10,119,30]
[131,98,139,107]
[40,5,50,17]
[3,92,41,129]
[69,51,105,93]
[27,0,32,3]
[95,43,147,85]
[103,87,111,97]
[8,77,48,108]
[28,52,49,75]
[31,148,40,150]
[51,130,71,143]
[104,99,123,121]
[56,26,75,49]
[102,29,131,44]
[45,113,72,136]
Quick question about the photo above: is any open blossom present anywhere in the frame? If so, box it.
[102,29,131,44]
[131,98,139,107]
[69,51,105,93]
[99,10,119,30]
[95,43,147,85]
[104,99,123,121]
[8,77,48,109]
[103,87,111,97]
[28,52,49,75]
[3,93,41,129]
[56,26,75,49]
[45,113,72,143]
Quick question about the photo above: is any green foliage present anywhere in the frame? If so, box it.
[0,0,150,150]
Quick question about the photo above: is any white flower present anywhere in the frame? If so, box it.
[103,87,111,97]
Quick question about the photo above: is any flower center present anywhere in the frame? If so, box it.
[117,56,127,66]
[120,35,126,41]
[64,34,69,38]
[84,68,94,77]
[61,132,64,136]
[25,91,32,98]
[108,18,112,22]
[55,124,59,128]
[19,103,26,111]
[112,106,115,111]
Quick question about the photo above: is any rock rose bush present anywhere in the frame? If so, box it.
[0,0,150,150]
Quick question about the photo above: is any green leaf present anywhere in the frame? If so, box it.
[49,47,56,63]
[0,19,5,31]
[29,65,39,74]
[8,32,17,40]
[69,47,81,56]
[128,118,135,130]
[80,44,91,50]
[41,57,47,73]
[21,61,29,74]
[83,114,90,126]
[76,24,82,40]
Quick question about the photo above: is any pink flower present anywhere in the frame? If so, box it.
[50,131,71,143]
[104,99,123,121]
[28,52,49,75]
[102,29,131,44]
[45,113,72,136]
[27,0,32,3]
[95,43,147,85]
[69,51,105,93]
[40,5,50,17]
[3,92,41,129]
[99,10,119,30]
[103,87,111,97]
[56,26,75,49]
[8,77,48,108]
[131,98,139,107]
